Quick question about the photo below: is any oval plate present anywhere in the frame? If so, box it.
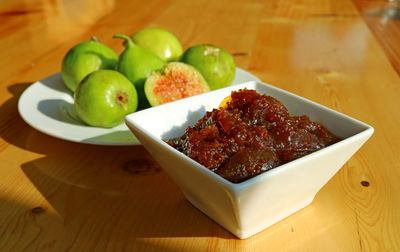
[18,68,260,145]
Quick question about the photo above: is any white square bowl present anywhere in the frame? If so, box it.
[124,81,374,239]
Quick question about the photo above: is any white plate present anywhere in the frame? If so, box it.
[18,68,260,145]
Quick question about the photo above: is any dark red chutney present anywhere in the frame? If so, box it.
[167,89,341,183]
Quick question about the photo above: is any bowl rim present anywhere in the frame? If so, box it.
[128,119,373,193]
[125,81,374,194]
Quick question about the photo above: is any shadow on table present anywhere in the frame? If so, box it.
[1,82,236,249]
[17,130,325,250]
[19,138,235,241]
[0,83,35,150]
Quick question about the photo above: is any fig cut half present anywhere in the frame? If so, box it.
[144,62,210,106]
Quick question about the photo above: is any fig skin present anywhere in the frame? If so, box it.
[61,37,118,92]
[114,34,166,110]
[74,70,138,128]
[181,44,236,90]
[144,62,210,106]
[131,28,183,62]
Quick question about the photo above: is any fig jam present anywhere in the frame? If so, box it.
[167,89,341,183]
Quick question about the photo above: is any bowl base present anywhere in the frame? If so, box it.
[184,192,315,239]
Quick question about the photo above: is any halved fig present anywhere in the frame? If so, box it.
[144,62,210,106]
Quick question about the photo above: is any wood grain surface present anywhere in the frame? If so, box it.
[1,0,400,251]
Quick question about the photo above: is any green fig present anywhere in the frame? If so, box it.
[74,69,138,128]
[114,34,166,110]
[181,44,236,90]
[61,37,118,92]
[131,28,183,62]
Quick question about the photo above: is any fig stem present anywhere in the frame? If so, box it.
[113,34,134,46]
[91,36,99,42]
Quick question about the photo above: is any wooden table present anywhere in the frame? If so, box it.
[1,0,399,251]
